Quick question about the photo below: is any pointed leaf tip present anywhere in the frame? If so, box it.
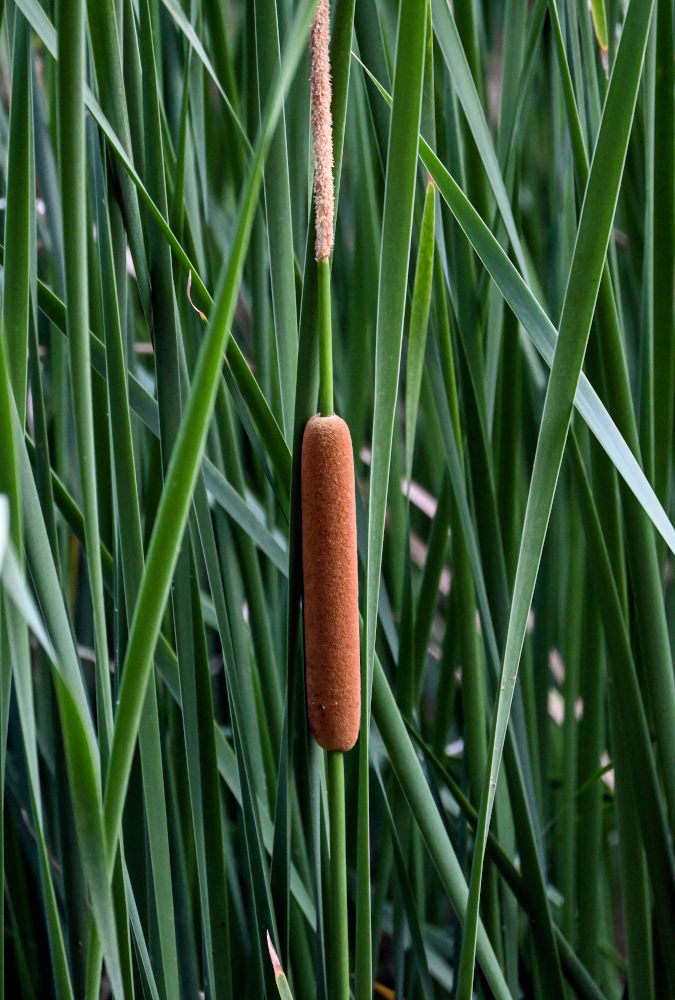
[266,931,283,980]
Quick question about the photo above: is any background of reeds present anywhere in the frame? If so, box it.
[0,0,674,997]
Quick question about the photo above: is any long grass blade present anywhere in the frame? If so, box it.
[358,5,427,998]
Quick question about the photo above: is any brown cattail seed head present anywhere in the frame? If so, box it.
[301,414,361,751]
[310,0,334,261]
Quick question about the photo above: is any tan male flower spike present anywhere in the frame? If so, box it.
[309,0,334,261]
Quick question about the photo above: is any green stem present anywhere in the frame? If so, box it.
[318,257,334,415]
[327,750,349,1000]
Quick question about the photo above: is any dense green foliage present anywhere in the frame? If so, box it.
[0,0,674,997]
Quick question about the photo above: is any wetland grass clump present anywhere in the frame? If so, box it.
[1,1,674,998]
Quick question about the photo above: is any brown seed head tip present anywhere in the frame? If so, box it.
[301,414,361,751]
[310,0,334,261]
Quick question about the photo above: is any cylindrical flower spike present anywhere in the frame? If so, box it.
[310,0,334,261]
[301,414,360,750]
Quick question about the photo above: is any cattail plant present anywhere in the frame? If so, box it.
[302,0,360,751]
[299,3,358,1000]
[302,0,359,747]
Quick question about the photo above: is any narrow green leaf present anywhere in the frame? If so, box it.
[405,177,435,485]
[83,0,151,310]
[254,0,299,442]
[58,0,114,758]
[358,6,427,999]
[590,0,609,59]
[430,0,527,277]
[3,12,33,426]
[652,0,674,509]
[0,499,8,572]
